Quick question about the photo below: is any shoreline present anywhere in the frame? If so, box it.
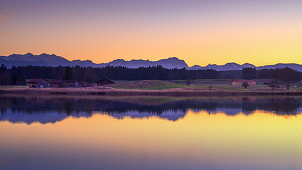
[1,87,302,96]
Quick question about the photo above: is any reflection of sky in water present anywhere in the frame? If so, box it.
[0,112,302,170]
[0,96,302,170]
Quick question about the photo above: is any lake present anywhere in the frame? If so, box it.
[0,95,302,170]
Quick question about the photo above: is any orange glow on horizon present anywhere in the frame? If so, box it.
[1,12,302,67]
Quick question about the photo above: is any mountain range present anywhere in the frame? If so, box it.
[1,53,302,71]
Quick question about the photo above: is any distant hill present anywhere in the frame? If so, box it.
[190,63,256,71]
[0,53,187,69]
[0,53,102,68]
[1,53,302,71]
[108,57,188,69]
[190,62,302,71]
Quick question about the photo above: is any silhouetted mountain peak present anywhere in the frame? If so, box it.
[25,53,34,56]
[108,57,188,69]
[225,62,239,66]
[242,63,256,68]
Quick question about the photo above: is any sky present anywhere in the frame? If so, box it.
[0,0,302,66]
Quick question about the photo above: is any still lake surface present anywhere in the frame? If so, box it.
[0,95,302,170]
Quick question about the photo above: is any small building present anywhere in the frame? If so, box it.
[231,80,256,86]
[97,77,114,86]
[26,79,49,88]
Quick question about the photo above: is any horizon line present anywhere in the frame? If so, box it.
[1,52,302,68]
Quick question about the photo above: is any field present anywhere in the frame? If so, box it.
[108,79,291,91]
[110,80,187,90]
[1,79,302,97]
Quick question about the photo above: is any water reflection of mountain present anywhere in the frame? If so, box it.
[0,96,301,124]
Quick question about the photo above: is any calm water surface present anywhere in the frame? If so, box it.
[0,95,302,170]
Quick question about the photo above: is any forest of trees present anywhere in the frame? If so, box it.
[0,64,301,86]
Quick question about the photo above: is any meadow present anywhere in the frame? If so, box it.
[109,79,291,91]
[2,79,302,97]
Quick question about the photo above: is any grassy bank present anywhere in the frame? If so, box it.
[1,87,302,96]
[110,80,187,90]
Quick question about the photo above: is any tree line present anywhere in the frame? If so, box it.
[0,64,301,86]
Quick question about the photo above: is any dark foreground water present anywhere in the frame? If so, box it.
[0,95,302,170]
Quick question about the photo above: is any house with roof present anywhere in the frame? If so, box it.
[97,77,114,86]
[26,79,49,88]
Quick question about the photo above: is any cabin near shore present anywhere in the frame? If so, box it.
[26,79,49,88]
[231,80,256,85]
[97,77,114,86]
[27,79,82,88]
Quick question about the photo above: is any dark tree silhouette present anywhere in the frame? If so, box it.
[277,67,300,90]
[64,67,73,80]
[84,67,97,83]
[0,71,11,86]
[243,68,256,79]
[0,64,301,85]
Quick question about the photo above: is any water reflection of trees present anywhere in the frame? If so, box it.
[0,96,301,124]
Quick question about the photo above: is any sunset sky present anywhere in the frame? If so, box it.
[1,0,302,66]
